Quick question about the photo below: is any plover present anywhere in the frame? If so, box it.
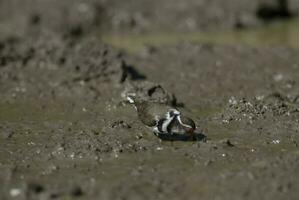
[127,95,196,137]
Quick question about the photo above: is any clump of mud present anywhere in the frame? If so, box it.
[121,81,178,106]
[0,35,148,102]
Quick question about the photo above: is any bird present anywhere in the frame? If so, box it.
[126,94,196,137]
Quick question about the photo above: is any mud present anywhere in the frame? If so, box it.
[1,0,299,200]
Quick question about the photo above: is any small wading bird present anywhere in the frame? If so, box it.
[126,94,196,139]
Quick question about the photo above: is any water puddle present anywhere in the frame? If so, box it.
[101,19,299,53]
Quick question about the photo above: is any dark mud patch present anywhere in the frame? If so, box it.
[102,0,299,32]
[256,0,293,21]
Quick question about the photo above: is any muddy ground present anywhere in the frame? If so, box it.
[1,0,299,200]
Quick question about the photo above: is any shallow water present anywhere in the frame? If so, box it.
[102,19,299,53]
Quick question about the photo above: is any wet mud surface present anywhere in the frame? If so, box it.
[1,0,299,200]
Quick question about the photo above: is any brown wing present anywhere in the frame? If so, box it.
[135,102,172,127]
[136,102,156,127]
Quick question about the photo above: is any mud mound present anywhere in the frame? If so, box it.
[121,81,178,106]
[0,35,146,101]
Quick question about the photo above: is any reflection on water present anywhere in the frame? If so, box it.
[101,19,299,53]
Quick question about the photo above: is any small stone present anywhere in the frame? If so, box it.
[272,139,280,144]
[273,74,283,82]
[156,147,163,151]
[10,188,21,197]
[228,96,237,105]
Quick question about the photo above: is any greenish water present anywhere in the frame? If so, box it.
[0,101,69,122]
[102,19,299,53]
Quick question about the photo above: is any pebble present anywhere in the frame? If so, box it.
[10,188,21,197]
[156,147,163,151]
[272,139,280,144]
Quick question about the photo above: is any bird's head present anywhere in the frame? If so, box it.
[177,115,196,134]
